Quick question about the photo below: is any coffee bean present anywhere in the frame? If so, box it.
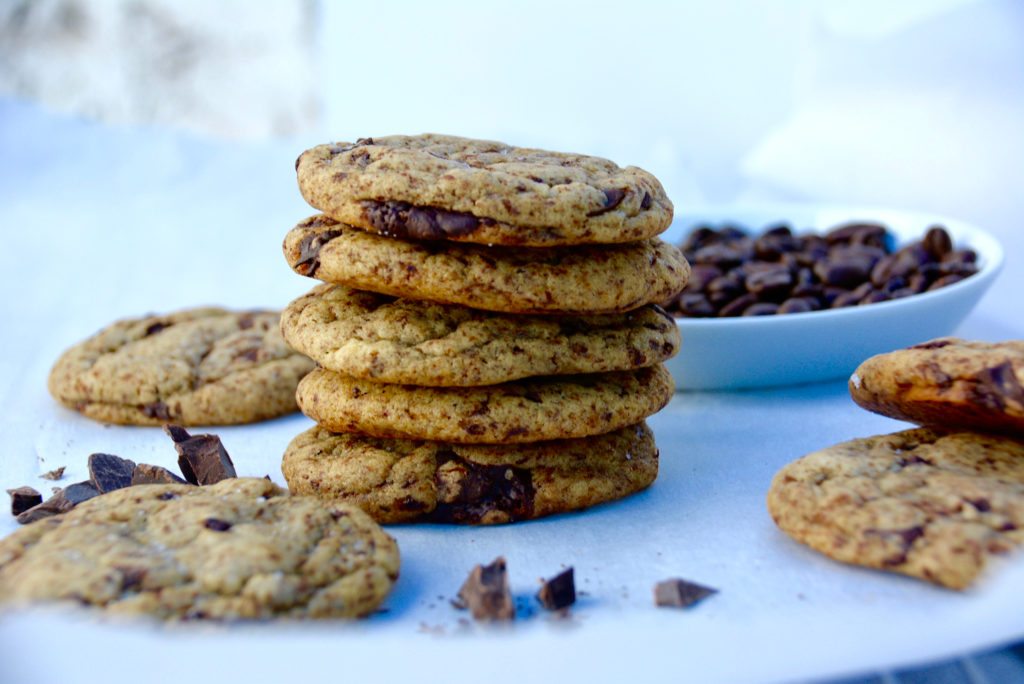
[662,219,978,318]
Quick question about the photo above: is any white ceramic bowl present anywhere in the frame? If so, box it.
[663,205,1004,391]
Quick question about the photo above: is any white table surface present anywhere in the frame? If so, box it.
[1,97,1023,684]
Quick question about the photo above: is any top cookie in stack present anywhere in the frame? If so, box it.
[279,134,689,524]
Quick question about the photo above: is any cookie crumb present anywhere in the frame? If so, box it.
[536,567,575,611]
[40,466,65,481]
[456,556,514,622]
[653,578,718,608]
[7,486,42,516]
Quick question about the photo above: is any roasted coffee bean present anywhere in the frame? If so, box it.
[718,293,759,317]
[922,226,953,258]
[777,297,816,314]
[685,263,724,292]
[663,220,978,318]
[742,302,779,316]
[745,266,793,301]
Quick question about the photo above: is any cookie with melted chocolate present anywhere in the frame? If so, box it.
[850,338,1024,437]
[294,134,673,247]
[281,422,658,524]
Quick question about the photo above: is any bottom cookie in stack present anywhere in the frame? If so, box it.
[283,422,659,524]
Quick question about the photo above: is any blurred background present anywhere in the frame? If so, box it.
[3,0,1023,235]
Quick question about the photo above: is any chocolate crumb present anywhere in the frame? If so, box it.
[87,453,136,493]
[7,486,42,516]
[163,424,236,485]
[654,578,718,608]
[40,466,65,481]
[536,567,575,611]
[457,557,515,621]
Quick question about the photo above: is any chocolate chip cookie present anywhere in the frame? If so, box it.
[281,422,658,524]
[295,365,674,444]
[283,215,689,315]
[48,308,315,426]
[0,478,400,619]
[850,338,1024,436]
[767,427,1024,589]
[295,134,673,247]
[281,283,681,386]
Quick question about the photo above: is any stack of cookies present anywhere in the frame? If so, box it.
[277,134,689,524]
[768,338,1024,589]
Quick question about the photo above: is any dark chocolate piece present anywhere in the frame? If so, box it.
[536,567,575,611]
[654,578,718,608]
[131,463,190,486]
[457,557,515,621]
[586,187,627,216]
[163,424,236,485]
[360,200,485,240]
[142,400,173,421]
[972,361,1024,411]
[294,228,343,276]
[431,453,534,524]
[15,480,100,525]
[88,453,137,493]
[7,486,42,516]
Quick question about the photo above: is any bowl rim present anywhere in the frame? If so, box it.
[667,204,1005,328]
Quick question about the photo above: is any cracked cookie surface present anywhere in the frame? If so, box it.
[766,427,1024,589]
[48,308,315,426]
[0,478,400,619]
[283,216,689,315]
[296,365,674,444]
[295,134,673,247]
[281,283,681,386]
[282,422,658,524]
[850,338,1024,437]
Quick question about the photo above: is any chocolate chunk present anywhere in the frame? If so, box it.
[457,557,515,621]
[536,567,575,611]
[431,453,534,524]
[163,424,236,485]
[87,453,137,493]
[61,480,102,506]
[144,321,168,336]
[587,187,627,216]
[7,486,42,516]
[16,480,101,524]
[142,401,173,421]
[294,229,343,276]
[654,578,718,608]
[972,361,1024,411]
[361,200,482,240]
[203,518,232,532]
[131,463,189,486]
